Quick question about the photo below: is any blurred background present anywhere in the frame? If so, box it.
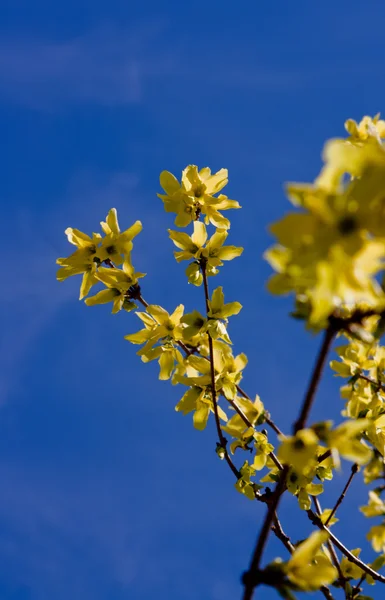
[2,1,385,598]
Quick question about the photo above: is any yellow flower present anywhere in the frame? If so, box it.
[177,344,247,400]
[180,287,241,345]
[56,230,102,299]
[84,259,146,313]
[125,304,186,379]
[345,114,385,143]
[364,453,385,485]
[223,395,265,445]
[175,385,227,430]
[360,491,385,518]
[319,509,338,527]
[98,209,143,265]
[285,531,338,590]
[326,419,372,466]
[277,429,319,473]
[286,468,323,510]
[340,548,365,580]
[252,432,274,471]
[56,208,143,299]
[168,222,243,285]
[235,461,261,500]
[367,523,385,553]
[158,165,240,228]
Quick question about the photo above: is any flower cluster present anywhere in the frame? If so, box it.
[58,129,385,599]
[57,208,144,311]
[265,115,385,328]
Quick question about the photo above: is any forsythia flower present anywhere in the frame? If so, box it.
[286,468,324,511]
[277,429,319,473]
[313,419,372,467]
[175,385,227,430]
[181,287,241,345]
[360,491,385,518]
[158,165,240,228]
[340,549,365,580]
[57,208,143,299]
[125,305,185,380]
[364,453,385,485]
[177,344,247,400]
[85,259,145,313]
[345,114,385,143]
[224,395,265,448]
[98,208,143,265]
[56,230,102,299]
[284,531,338,590]
[252,431,274,470]
[235,461,262,500]
[168,222,243,285]
[367,524,385,553]
[326,419,372,466]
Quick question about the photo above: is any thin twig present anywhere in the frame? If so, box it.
[271,513,294,553]
[293,326,336,433]
[325,464,359,527]
[201,264,240,480]
[352,573,366,596]
[264,415,285,437]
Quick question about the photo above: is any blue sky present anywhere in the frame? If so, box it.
[2,1,385,599]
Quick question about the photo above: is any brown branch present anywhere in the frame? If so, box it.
[293,326,336,433]
[325,464,359,527]
[352,573,366,596]
[271,513,295,553]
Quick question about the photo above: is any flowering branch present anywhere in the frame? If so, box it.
[58,120,385,600]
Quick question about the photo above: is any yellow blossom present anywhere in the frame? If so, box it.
[345,114,385,143]
[285,531,338,590]
[340,548,365,580]
[277,429,319,473]
[361,491,385,518]
[367,523,385,553]
[168,222,243,285]
[84,259,145,313]
[158,165,240,228]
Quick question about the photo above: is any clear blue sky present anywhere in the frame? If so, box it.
[2,2,385,599]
